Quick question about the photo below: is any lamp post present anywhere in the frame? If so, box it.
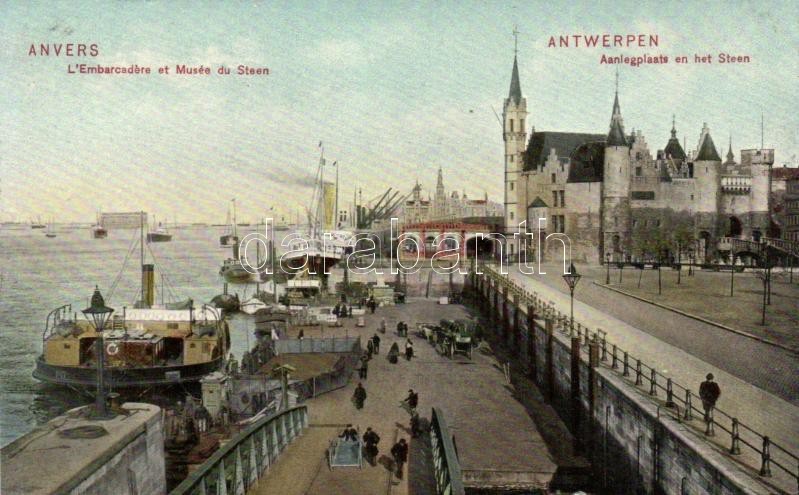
[563,263,582,337]
[730,249,735,297]
[605,252,611,285]
[82,286,114,419]
[688,251,694,277]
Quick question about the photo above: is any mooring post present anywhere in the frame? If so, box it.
[513,294,520,352]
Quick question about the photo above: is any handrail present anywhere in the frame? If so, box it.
[169,405,308,495]
[475,264,799,489]
[429,407,465,495]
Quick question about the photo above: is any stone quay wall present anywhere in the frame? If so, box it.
[471,269,779,495]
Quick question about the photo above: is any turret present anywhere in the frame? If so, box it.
[602,73,632,259]
[693,123,722,214]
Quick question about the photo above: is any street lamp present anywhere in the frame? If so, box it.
[82,286,115,419]
[605,252,611,285]
[563,263,582,337]
[688,251,694,276]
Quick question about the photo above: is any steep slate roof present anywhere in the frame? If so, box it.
[508,56,522,104]
[606,93,628,147]
[523,131,605,171]
[696,132,721,161]
[663,117,686,160]
[567,142,606,183]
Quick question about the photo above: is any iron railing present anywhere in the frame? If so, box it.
[169,405,308,495]
[430,407,465,495]
[477,264,799,491]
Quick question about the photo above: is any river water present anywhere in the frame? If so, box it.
[0,225,270,446]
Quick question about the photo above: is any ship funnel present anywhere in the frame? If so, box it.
[141,264,155,308]
[232,241,240,261]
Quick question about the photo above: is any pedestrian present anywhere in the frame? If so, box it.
[366,338,375,358]
[347,305,353,317]
[362,427,380,466]
[404,338,414,361]
[353,382,367,409]
[699,373,721,422]
[339,424,358,442]
[298,329,304,340]
[396,321,403,336]
[195,404,210,434]
[359,354,369,379]
[402,389,419,414]
[372,333,381,354]
[410,410,421,438]
[391,438,408,478]
[388,342,399,364]
[333,304,340,318]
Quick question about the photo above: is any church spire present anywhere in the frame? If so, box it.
[664,115,686,160]
[671,114,677,138]
[507,26,522,104]
[607,68,628,147]
[725,133,735,164]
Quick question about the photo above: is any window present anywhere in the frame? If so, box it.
[553,191,558,207]
[510,155,514,162]
[203,343,211,353]
[509,182,514,191]
[636,152,642,160]
[635,166,642,176]
[509,119,514,132]
[509,212,514,221]
[520,119,525,131]
[551,173,556,184]
[167,323,179,330]
[655,219,661,227]
[560,190,565,207]
[632,219,638,227]
[691,194,694,200]
[64,343,71,349]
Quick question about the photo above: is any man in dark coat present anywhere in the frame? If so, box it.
[339,424,358,442]
[353,382,367,409]
[391,438,409,478]
[699,373,721,422]
[372,333,381,354]
[362,427,380,465]
[388,342,399,364]
[359,354,369,379]
[405,389,419,410]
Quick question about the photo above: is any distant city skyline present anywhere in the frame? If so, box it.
[1,0,797,223]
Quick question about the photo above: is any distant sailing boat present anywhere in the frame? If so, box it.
[31,216,45,229]
[219,199,239,247]
[92,212,107,239]
[45,218,56,238]
[146,215,172,243]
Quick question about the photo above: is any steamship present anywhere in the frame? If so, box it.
[33,232,229,389]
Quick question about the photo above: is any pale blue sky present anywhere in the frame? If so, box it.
[1,0,797,223]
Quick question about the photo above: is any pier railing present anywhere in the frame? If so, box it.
[429,407,465,495]
[169,405,308,495]
[477,263,799,491]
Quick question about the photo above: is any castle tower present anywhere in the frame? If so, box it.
[693,124,722,249]
[434,167,446,219]
[503,49,528,256]
[602,73,632,260]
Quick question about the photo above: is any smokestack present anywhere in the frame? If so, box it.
[141,264,155,308]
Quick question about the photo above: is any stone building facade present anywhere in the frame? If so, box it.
[502,54,774,263]
[401,167,503,225]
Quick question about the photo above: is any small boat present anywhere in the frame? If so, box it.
[92,212,108,238]
[45,219,56,238]
[219,199,239,247]
[219,258,257,283]
[147,216,172,243]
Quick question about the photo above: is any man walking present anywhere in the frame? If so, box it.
[404,338,414,361]
[402,389,419,414]
[372,333,381,354]
[699,373,721,422]
[362,427,380,466]
[353,382,367,410]
[359,354,369,379]
[391,438,409,479]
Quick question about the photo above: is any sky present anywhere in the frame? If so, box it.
[1,0,797,224]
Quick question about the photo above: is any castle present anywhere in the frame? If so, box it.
[502,54,774,263]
